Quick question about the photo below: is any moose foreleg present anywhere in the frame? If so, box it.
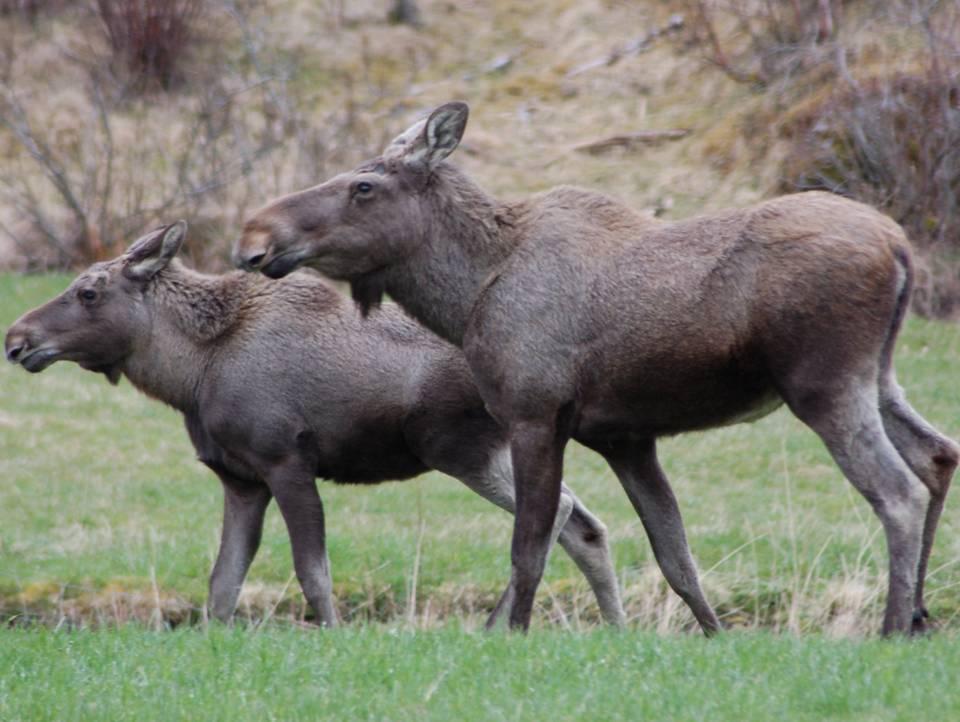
[496,419,568,631]
[208,479,272,622]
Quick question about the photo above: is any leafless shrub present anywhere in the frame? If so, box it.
[0,7,241,266]
[0,0,386,270]
[780,4,960,318]
[0,0,68,21]
[0,64,300,267]
[686,0,842,87]
[94,0,204,91]
[388,0,422,27]
[1,71,186,265]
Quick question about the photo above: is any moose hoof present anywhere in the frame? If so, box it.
[911,607,932,636]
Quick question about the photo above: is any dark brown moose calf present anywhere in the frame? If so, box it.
[236,102,960,636]
[4,221,625,627]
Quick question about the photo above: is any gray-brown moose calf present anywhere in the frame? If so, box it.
[5,222,625,627]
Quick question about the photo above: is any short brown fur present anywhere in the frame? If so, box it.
[5,222,625,627]
[237,103,959,636]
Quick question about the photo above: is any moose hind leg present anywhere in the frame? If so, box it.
[556,498,627,627]
[788,381,929,636]
[604,439,721,635]
[267,467,339,628]
[879,380,960,630]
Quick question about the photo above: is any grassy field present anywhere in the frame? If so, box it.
[3,626,960,721]
[2,273,960,719]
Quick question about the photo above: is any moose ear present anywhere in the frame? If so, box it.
[385,101,469,169]
[123,220,187,281]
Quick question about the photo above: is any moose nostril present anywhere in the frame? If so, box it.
[6,342,25,363]
[244,252,266,269]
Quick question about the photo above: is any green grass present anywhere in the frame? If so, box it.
[2,626,960,721]
[2,272,960,633]
[3,274,960,720]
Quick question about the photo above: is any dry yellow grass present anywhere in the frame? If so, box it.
[0,0,763,266]
[1,1,949,268]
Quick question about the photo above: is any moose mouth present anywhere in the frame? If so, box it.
[261,250,309,279]
[17,347,62,373]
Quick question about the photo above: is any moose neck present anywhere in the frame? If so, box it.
[384,164,519,345]
[122,262,240,413]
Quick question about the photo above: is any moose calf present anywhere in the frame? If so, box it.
[5,222,625,627]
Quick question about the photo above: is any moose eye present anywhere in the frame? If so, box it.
[79,288,97,302]
[355,181,374,195]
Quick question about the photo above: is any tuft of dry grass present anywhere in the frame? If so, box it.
[3,560,892,638]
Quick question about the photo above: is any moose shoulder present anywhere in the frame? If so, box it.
[5,221,625,628]
[236,102,959,637]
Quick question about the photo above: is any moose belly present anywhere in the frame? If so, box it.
[315,426,429,484]
[575,358,783,442]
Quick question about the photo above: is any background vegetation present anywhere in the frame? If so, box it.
[0,0,957,314]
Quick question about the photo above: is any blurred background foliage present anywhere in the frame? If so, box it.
[0,0,957,316]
